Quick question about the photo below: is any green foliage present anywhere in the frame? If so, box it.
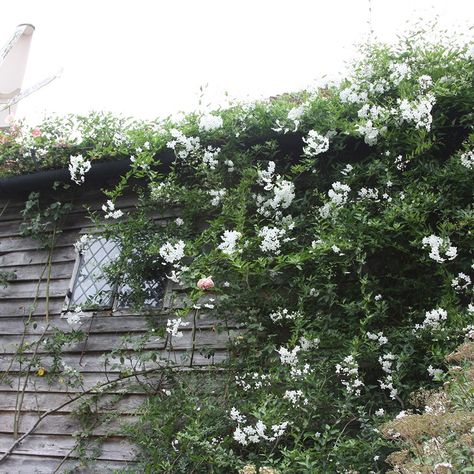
[3,30,474,473]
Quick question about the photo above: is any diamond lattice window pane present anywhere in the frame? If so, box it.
[69,237,120,309]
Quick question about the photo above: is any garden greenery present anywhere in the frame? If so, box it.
[1,30,474,473]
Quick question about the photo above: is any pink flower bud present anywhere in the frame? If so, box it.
[197,276,214,290]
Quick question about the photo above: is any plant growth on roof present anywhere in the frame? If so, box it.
[2,27,474,473]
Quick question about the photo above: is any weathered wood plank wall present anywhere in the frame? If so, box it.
[0,183,232,473]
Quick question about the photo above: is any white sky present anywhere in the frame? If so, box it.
[1,0,473,124]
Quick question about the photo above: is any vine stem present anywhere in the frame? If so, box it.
[189,307,198,368]
[12,227,57,438]
[0,366,167,464]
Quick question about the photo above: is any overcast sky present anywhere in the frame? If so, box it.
[1,0,473,124]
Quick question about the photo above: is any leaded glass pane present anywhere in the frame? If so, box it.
[69,237,120,309]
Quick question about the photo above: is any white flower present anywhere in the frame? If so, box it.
[166,317,190,338]
[356,120,384,145]
[230,407,246,423]
[389,62,411,85]
[202,146,220,169]
[358,187,379,201]
[269,308,302,323]
[451,272,471,291]
[303,130,330,157]
[74,234,91,254]
[159,241,185,264]
[199,114,223,132]
[367,331,387,346]
[427,365,444,379]
[175,217,184,226]
[460,150,474,169]
[375,408,385,417]
[258,226,286,254]
[398,94,435,131]
[414,308,448,331]
[283,389,308,407]
[208,189,226,206]
[331,244,342,254]
[277,345,300,366]
[422,235,457,263]
[65,307,84,327]
[69,154,91,185]
[102,200,124,219]
[217,230,242,255]
[335,354,364,396]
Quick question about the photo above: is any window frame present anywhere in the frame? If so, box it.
[63,229,170,314]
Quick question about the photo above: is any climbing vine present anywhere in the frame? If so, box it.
[0,29,473,473]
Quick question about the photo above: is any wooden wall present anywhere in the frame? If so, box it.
[0,183,233,473]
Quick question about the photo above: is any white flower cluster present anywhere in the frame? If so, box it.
[217,230,242,255]
[422,235,457,263]
[277,345,300,366]
[356,120,385,145]
[276,344,311,379]
[358,187,379,201]
[283,389,308,407]
[299,335,319,351]
[269,308,302,323]
[102,200,124,219]
[159,240,185,265]
[366,331,388,346]
[398,95,435,131]
[166,317,190,338]
[64,307,85,327]
[199,114,223,132]
[235,372,271,391]
[415,308,448,331]
[258,226,286,255]
[69,154,91,185]
[379,353,396,374]
[451,272,471,291]
[319,182,351,218]
[389,62,411,85]
[208,189,226,206]
[427,365,444,379]
[256,179,295,218]
[335,355,364,396]
[379,374,398,400]
[339,84,368,104]
[272,105,305,133]
[256,162,295,219]
[233,418,288,446]
[460,150,474,169]
[73,234,92,254]
[202,146,221,169]
[167,128,200,160]
[302,130,330,157]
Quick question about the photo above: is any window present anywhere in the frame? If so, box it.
[66,233,166,311]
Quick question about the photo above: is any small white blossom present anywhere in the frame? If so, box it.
[218,230,242,255]
[460,150,474,169]
[199,114,223,132]
[166,317,190,338]
[303,130,330,157]
[451,272,471,291]
[422,235,457,263]
[159,241,185,264]
[258,226,286,254]
[69,154,91,185]
[102,200,124,219]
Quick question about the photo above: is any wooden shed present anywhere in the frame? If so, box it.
[0,159,234,472]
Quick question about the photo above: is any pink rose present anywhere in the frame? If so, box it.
[197,276,214,290]
[31,127,42,138]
